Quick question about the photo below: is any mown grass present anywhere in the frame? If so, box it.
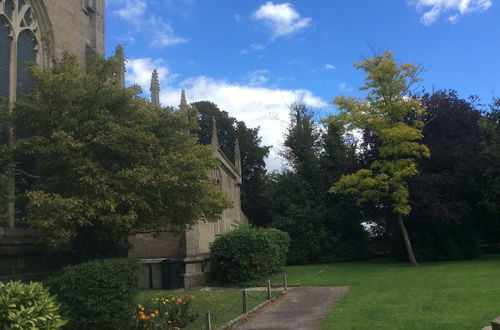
[283,254,500,330]
[137,288,281,329]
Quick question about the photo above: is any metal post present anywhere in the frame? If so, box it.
[205,311,212,330]
[243,289,248,314]
[284,273,288,291]
[267,280,272,300]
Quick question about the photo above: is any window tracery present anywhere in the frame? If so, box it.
[0,0,41,106]
[0,0,41,228]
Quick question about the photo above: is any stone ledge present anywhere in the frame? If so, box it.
[492,316,500,330]
[183,253,210,263]
[483,316,500,330]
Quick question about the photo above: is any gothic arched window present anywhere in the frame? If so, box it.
[0,0,41,107]
[1,0,42,228]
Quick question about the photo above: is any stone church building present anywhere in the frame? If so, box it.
[0,0,245,286]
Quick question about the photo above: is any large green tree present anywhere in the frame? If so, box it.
[401,90,485,261]
[270,101,327,263]
[267,101,369,264]
[329,51,429,266]
[12,53,230,259]
[479,98,500,244]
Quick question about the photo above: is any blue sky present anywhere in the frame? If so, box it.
[106,0,499,170]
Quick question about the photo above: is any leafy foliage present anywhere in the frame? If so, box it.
[47,258,139,330]
[394,90,486,260]
[266,102,369,264]
[329,51,429,265]
[210,226,290,283]
[12,53,230,258]
[393,220,482,261]
[0,281,66,329]
[478,98,500,244]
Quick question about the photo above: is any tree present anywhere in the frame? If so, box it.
[329,51,429,266]
[267,102,326,263]
[12,53,230,259]
[401,90,485,260]
[319,120,370,261]
[478,98,500,244]
[281,101,321,181]
[192,101,270,225]
[263,101,370,264]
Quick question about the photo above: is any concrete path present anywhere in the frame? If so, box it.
[229,286,348,330]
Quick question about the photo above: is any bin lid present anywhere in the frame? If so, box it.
[140,258,168,264]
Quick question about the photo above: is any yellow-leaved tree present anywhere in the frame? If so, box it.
[328,51,430,266]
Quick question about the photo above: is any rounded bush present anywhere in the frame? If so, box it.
[47,258,139,329]
[210,226,290,283]
[0,281,66,329]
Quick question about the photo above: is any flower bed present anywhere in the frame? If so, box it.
[135,295,197,329]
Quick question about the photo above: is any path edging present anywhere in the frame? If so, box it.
[218,289,290,330]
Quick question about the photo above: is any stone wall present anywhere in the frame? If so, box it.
[128,232,184,258]
[129,147,247,287]
[0,228,73,280]
[44,0,105,66]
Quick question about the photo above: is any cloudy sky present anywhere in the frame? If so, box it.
[106,0,499,170]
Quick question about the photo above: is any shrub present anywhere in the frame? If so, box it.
[135,294,197,329]
[393,221,482,262]
[0,281,66,329]
[210,226,290,283]
[48,258,139,329]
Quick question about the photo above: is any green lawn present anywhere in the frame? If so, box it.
[283,255,500,330]
[137,288,281,329]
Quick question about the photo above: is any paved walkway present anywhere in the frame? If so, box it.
[229,286,348,330]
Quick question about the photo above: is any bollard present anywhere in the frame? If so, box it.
[284,273,288,291]
[243,289,248,314]
[205,311,212,330]
[267,279,272,300]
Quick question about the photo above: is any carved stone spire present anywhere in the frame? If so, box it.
[115,45,126,87]
[179,90,190,135]
[179,89,188,110]
[211,117,219,148]
[234,139,242,177]
[150,69,160,106]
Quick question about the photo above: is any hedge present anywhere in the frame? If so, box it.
[47,258,139,329]
[210,226,290,283]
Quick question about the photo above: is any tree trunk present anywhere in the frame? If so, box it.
[397,213,418,266]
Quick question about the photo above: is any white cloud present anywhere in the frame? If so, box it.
[165,77,327,170]
[324,64,336,70]
[149,16,189,47]
[253,2,312,39]
[409,0,493,25]
[240,43,266,55]
[110,0,187,47]
[126,57,329,170]
[125,58,174,92]
[112,0,147,24]
[246,70,270,86]
[338,82,353,92]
